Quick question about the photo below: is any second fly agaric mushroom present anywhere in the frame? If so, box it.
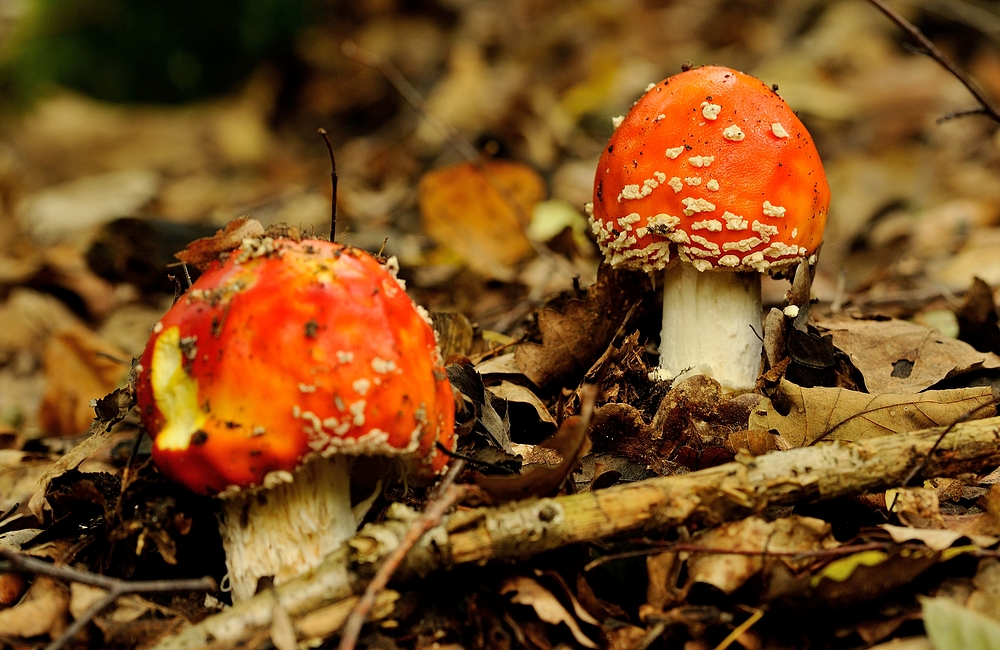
[589,65,830,390]
[135,231,455,600]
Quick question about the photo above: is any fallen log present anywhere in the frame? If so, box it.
[153,415,1000,650]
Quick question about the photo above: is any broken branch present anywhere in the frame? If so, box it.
[152,416,1000,650]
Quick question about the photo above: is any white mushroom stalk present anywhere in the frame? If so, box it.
[657,263,762,391]
[219,455,359,601]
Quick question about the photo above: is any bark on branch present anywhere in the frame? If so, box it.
[153,416,1000,650]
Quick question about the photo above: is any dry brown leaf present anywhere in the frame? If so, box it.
[500,576,598,648]
[17,169,160,244]
[473,405,591,503]
[174,216,265,270]
[514,265,645,390]
[419,159,543,280]
[0,450,56,512]
[886,487,945,529]
[881,525,998,552]
[39,326,130,436]
[294,591,399,639]
[749,380,995,447]
[0,575,69,639]
[646,552,682,612]
[814,314,1000,393]
[968,558,1000,623]
[687,516,837,595]
[490,380,557,431]
[29,385,135,521]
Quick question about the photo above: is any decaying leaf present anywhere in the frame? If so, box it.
[490,380,557,440]
[500,576,598,648]
[514,265,646,391]
[687,516,837,595]
[0,450,57,512]
[810,548,940,607]
[887,487,945,529]
[39,326,130,436]
[419,160,543,280]
[957,277,1000,356]
[646,552,683,612]
[749,379,995,447]
[0,575,69,639]
[430,311,475,360]
[447,362,514,453]
[174,216,265,271]
[814,314,1000,393]
[29,384,136,521]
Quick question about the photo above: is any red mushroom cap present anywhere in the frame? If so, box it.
[590,65,830,274]
[135,238,455,495]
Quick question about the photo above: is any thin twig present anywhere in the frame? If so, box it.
[866,0,1000,123]
[468,335,527,365]
[0,548,215,650]
[317,128,339,242]
[712,608,764,650]
[337,461,467,650]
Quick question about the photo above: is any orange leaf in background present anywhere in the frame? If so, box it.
[39,326,129,436]
[419,159,544,280]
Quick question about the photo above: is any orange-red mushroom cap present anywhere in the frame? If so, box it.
[590,66,830,274]
[135,239,455,495]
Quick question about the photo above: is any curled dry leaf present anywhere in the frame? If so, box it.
[473,388,594,502]
[766,547,941,609]
[881,524,999,552]
[419,160,544,281]
[814,314,1000,393]
[515,265,646,391]
[490,380,558,439]
[686,516,837,595]
[173,216,265,271]
[500,576,598,649]
[749,379,995,447]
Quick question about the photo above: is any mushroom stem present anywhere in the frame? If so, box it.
[219,455,357,601]
[658,262,762,391]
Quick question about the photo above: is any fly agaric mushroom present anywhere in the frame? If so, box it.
[134,232,454,601]
[589,65,830,390]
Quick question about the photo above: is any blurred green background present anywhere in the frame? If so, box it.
[0,0,312,103]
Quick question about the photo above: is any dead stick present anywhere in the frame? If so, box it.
[151,416,1000,650]
[0,549,215,650]
[337,475,466,650]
